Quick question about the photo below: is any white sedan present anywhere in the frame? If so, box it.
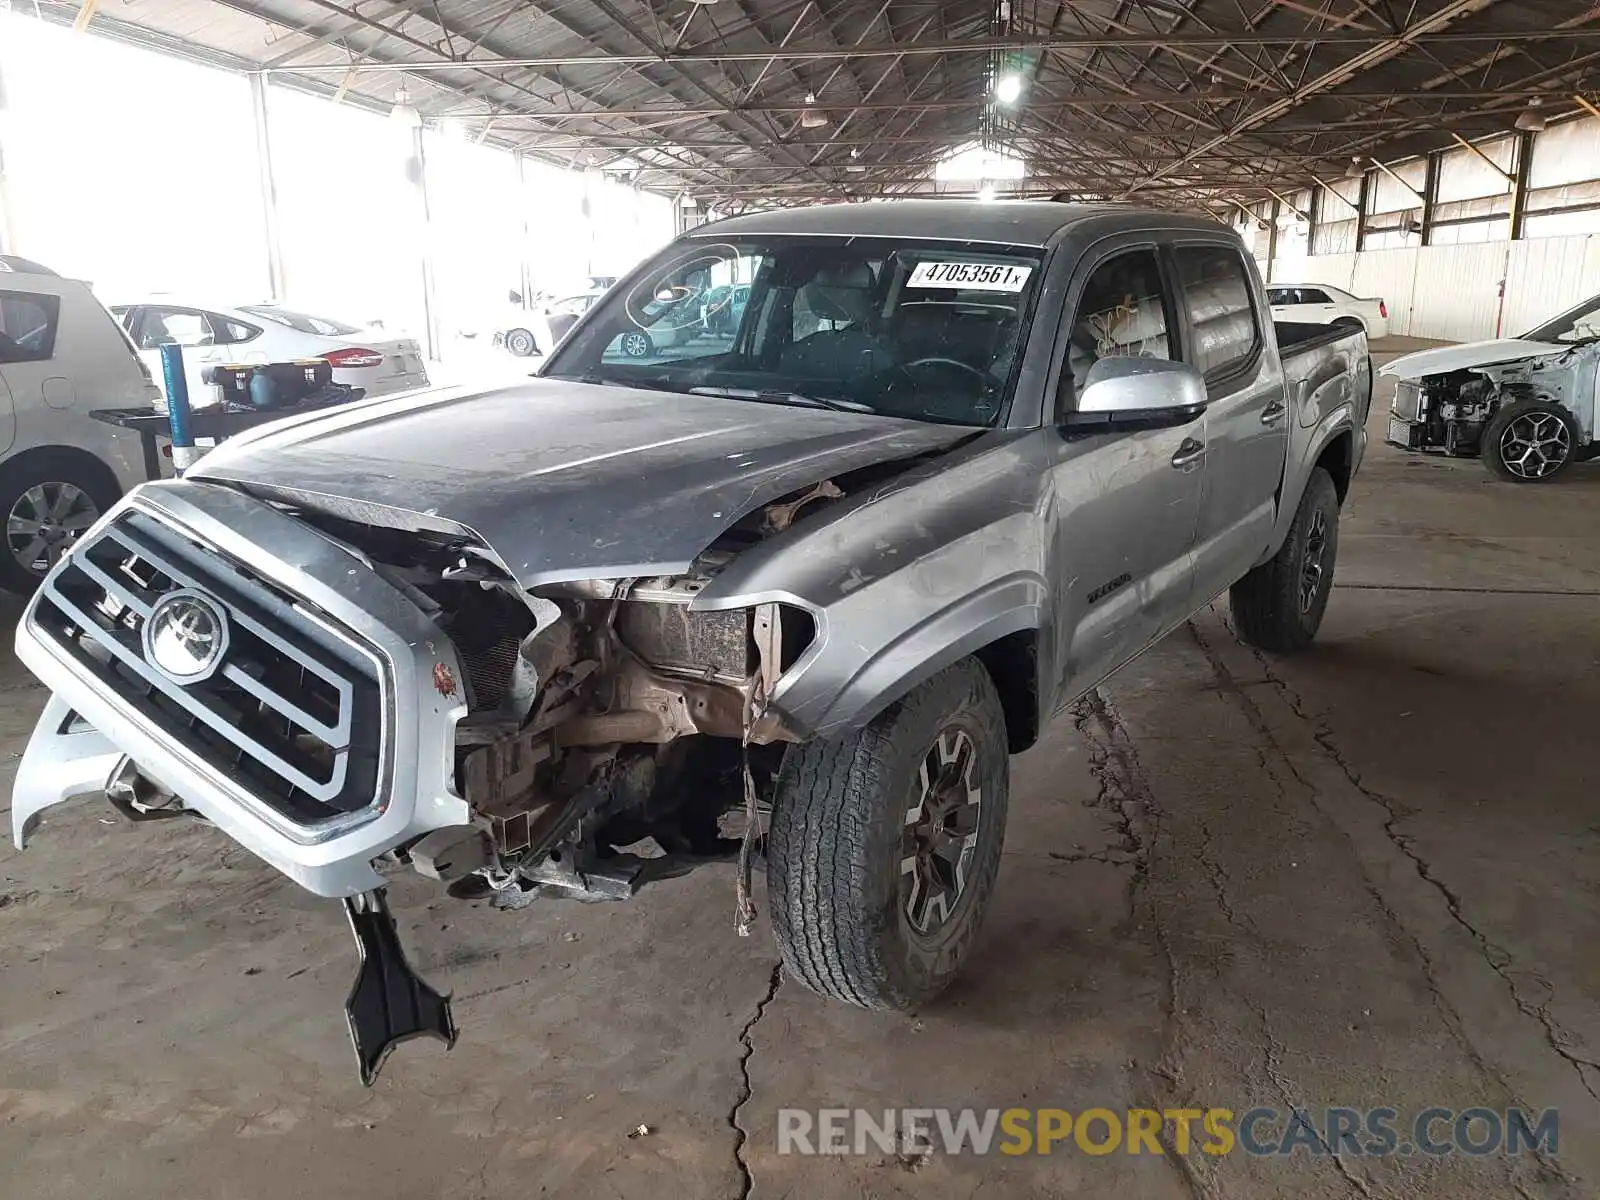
[112,301,429,409]
[1267,284,1390,339]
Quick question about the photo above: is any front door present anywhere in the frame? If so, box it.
[1171,242,1290,607]
[1047,243,1205,705]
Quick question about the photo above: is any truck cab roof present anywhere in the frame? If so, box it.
[692,200,1238,249]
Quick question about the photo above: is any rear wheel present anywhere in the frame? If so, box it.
[0,453,120,594]
[620,330,655,359]
[1481,400,1577,483]
[1230,466,1340,653]
[505,328,538,357]
[767,659,1010,1010]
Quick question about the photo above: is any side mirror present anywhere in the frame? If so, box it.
[1063,356,1208,431]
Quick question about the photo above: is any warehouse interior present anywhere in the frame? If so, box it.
[3,3,1600,1198]
[4,2,1600,346]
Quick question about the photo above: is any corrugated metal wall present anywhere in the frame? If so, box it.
[1503,236,1600,334]
[1278,235,1600,342]
[1260,115,1600,344]
[1410,243,1510,340]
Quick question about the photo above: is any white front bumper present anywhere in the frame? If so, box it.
[12,480,471,898]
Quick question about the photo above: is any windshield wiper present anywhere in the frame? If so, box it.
[688,386,872,413]
[575,371,683,393]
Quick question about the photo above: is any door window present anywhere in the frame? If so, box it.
[207,313,262,346]
[138,308,215,349]
[1173,245,1261,379]
[0,291,61,363]
[1300,288,1333,304]
[1063,249,1174,403]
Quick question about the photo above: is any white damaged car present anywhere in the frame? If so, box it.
[1382,292,1600,481]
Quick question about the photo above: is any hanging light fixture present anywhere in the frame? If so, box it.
[390,84,422,129]
[1344,155,1366,179]
[800,91,830,129]
[1514,97,1547,133]
[994,73,1023,105]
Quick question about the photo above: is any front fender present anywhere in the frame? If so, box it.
[804,573,1048,739]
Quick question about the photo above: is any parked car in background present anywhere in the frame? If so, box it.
[701,283,751,336]
[0,255,157,592]
[1268,283,1389,338]
[1382,290,1600,481]
[111,300,428,408]
[496,290,606,357]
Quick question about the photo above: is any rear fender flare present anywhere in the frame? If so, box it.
[1264,408,1355,562]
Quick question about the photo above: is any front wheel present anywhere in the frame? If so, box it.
[767,658,1010,1010]
[1229,466,1340,653]
[1481,400,1578,483]
[504,327,538,357]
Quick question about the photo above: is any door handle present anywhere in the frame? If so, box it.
[1170,437,1206,471]
[1261,398,1288,424]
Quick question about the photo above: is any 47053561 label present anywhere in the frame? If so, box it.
[907,261,1034,292]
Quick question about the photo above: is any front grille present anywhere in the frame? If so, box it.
[1393,380,1423,420]
[32,510,385,826]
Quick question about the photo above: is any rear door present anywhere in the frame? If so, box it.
[129,306,234,405]
[1172,241,1290,607]
[1047,240,1205,702]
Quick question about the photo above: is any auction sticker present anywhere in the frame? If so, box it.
[907,260,1033,292]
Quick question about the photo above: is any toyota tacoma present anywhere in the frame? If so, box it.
[11,201,1370,1082]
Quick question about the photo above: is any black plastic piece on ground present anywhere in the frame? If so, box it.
[342,888,457,1086]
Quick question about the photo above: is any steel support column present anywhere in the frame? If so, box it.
[249,74,288,301]
[1420,151,1440,246]
[1508,130,1534,241]
[514,150,534,306]
[409,125,440,360]
[1354,171,1371,252]
[1265,199,1280,281]
[0,57,16,256]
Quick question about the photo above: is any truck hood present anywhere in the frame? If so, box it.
[1379,338,1565,380]
[189,379,972,587]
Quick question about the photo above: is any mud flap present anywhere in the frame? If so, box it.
[342,888,457,1086]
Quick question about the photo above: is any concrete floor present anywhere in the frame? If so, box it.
[3,337,1599,1198]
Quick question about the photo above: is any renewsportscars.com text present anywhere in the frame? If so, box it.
[776,1106,1558,1158]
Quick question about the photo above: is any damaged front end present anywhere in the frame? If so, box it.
[10,472,838,1084]
[1385,343,1599,458]
[362,535,817,910]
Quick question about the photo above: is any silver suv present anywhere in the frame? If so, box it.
[0,255,158,592]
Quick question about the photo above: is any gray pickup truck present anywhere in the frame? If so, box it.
[11,201,1370,1082]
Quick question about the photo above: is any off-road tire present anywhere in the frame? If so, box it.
[1230,466,1340,653]
[767,658,1010,1011]
[1481,399,1579,483]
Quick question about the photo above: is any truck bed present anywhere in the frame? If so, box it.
[1274,319,1374,478]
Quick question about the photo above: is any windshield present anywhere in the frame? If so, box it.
[1522,293,1600,344]
[238,305,363,336]
[544,235,1045,427]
